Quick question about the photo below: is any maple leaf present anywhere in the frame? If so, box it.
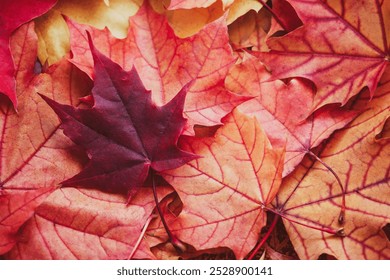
[226,54,357,176]
[257,0,389,111]
[67,1,248,133]
[162,108,284,259]
[0,0,57,108]
[5,187,172,259]
[40,35,197,194]
[2,0,388,262]
[0,22,91,254]
[34,0,142,65]
[0,187,54,254]
[272,69,390,259]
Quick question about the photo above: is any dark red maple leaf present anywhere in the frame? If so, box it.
[40,34,197,195]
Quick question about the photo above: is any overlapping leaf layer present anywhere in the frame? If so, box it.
[0,0,388,259]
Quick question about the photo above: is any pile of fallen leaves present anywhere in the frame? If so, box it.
[0,0,389,260]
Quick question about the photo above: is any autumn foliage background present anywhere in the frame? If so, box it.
[0,0,389,260]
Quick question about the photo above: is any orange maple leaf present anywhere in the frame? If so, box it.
[273,69,390,259]
[257,0,389,111]
[162,108,284,259]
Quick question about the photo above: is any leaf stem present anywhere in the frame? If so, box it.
[127,213,156,260]
[308,150,346,225]
[151,169,185,253]
[264,207,344,236]
[247,214,279,260]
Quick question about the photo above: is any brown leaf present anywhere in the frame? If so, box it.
[228,9,271,51]
[226,0,262,24]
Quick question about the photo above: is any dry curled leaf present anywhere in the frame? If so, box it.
[228,9,271,51]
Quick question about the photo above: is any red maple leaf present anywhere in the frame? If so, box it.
[0,0,57,109]
[257,0,389,111]
[272,69,390,259]
[162,109,285,259]
[40,34,197,195]
[66,1,249,133]
[0,21,91,255]
[6,187,173,260]
[226,54,357,176]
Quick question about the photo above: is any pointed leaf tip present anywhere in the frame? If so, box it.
[86,31,101,69]
[39,51,197,193]
[86,31,94,52]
